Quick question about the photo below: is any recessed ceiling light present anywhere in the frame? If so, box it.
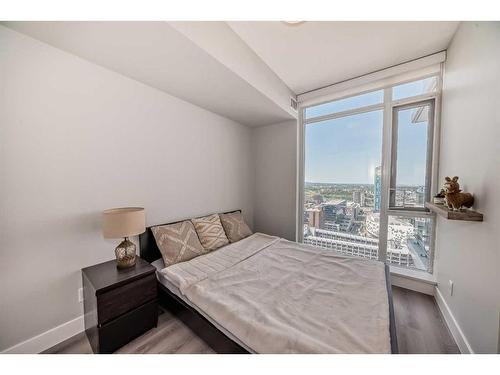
[282,21,305,26]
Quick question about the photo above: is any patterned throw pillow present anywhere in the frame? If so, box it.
[151,220,208,267]
[191,214,229,251]
[219,211,253,243]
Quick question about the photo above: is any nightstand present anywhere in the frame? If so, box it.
[81,257,158,353]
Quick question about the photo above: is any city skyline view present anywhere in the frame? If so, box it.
[303,176,431,271]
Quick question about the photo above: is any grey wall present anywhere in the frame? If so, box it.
[252,120,297,241]
[0,26,254,351]
[436,21,500,353]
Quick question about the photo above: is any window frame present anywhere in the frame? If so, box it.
[388,98,436,212]
[304,89,385,122]
[297,71,442,276]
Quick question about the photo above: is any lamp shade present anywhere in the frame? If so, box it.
[102,207,145,239]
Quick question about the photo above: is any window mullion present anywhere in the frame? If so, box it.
[296,107,306,243]
[304,103,384,125]
[378,88,393,263]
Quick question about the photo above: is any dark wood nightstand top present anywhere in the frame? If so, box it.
[82,257,155,295]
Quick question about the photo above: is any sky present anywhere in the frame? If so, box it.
[305,78,434,185]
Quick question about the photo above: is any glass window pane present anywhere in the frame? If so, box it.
[387,215,433,271]
[392,77,437,101]
[390,102,433,209]
[305,90,383,119]
[303,110,383,261]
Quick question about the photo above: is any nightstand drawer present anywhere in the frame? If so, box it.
[97,274,156,324]
[98,299,158,353]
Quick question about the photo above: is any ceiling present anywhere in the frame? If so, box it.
[3,21,295,127]
[228,21,460,94]
[4,21,460,127]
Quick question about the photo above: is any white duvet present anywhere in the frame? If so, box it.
[159,233,391,353]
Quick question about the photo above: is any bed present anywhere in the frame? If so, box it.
[139,211,398,354]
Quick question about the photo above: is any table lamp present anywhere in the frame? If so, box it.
[102,207,145,268]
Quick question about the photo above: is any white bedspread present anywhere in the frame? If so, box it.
[162,233,391,353]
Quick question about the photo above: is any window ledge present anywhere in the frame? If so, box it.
[390,265,437,285]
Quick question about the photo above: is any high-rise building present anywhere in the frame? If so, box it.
[416,187,425,206]
[374,166,382,212]
[306,209,322,229]
[320,200,346,229]
[347,202,360,220]
[352,190,361,204]
[353,191,365,206]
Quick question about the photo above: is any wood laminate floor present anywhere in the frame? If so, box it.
[392,286,459,354]
[43,286,459,354]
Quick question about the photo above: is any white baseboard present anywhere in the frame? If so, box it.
[1,315,84,354]
[434,287,474,354]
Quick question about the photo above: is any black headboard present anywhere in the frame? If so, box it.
[139,209,242,264]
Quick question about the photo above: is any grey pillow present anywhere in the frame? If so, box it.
[219,211,253,243]
[151,220,207,266]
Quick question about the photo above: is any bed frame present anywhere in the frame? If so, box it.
[139,210,398,354]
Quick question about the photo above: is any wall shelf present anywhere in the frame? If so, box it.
[425,202,483,222]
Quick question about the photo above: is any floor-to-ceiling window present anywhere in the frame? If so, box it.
[300,74,440,274]
[303,93,384,261]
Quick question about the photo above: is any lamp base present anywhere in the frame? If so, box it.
[115,238,137,269]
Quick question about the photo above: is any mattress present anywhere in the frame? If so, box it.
[151,258,255,352]
[152,233,391,353]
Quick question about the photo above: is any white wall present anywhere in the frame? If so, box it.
[436,21,500,353]
[252,120,297,241]
[0,26,254,352]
